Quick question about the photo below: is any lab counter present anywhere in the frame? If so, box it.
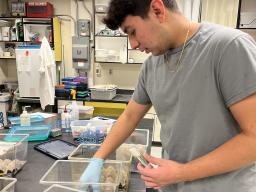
[1,118,154,192]
[15,134,147,192]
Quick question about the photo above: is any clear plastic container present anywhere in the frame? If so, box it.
[0,134,28,176]
[8,114,45,125]
[68,144,132,191]
[40,160,123,192]
[90,85,117,100]
[123,129,150,172]
[43,184,115,192]
[70,120,114,143]
[0,177,17,192]
[78,106,94,120]
[59,105,94,120]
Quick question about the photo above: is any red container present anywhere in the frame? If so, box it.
[26,2,53,18]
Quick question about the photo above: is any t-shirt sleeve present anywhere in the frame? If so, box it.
[218,34,256,107]
[132,60,152,105]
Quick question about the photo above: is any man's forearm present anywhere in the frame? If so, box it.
[94,100,150,159]
[182,133,256,182]
[94,111,138,159]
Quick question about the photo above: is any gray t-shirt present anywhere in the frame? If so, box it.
[132,23,256,191]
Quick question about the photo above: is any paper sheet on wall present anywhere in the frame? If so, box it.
[17,55,32,72]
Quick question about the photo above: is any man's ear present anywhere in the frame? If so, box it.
[150,0,166,22]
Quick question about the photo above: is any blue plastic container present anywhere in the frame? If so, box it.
[8,125,51,141]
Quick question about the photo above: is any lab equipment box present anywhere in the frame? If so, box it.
[0,177,17,192]
[0,134,28,176]
[70,119,114,143]
[40,160,125,192]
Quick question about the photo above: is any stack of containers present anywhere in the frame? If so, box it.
[0,134,28,177]
[56,76,88,99]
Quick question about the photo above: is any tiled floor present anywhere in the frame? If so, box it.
[150,146,162,158]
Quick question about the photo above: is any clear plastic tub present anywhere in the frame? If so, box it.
[0,134,28,176]
[123,129,150,172]
[8,114,45,125]
[40,160,123,192]
[70,120,114,143]
[44,184,84,192]
[68,144,132,191]
[90,85,117,100]
[0,177,17,192]
[44,183,116,192]
[44,184,80,192]
[59,105,94,120]
[78,106,94,120]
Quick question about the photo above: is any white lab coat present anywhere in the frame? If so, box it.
[177,0,201,22]
[38,37,56,110]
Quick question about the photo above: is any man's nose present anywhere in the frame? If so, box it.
[129,37,139,49]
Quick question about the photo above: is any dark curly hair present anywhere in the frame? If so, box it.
[103,0,179,30]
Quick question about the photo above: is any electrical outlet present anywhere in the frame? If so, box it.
[96,67,101,76]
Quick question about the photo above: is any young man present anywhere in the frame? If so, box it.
[80,0,256,191]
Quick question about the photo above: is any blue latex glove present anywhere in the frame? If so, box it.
[79,158,104,191]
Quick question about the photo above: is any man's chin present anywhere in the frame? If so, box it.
[151,50,164,56]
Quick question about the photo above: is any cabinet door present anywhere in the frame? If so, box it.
[201,0,239,27]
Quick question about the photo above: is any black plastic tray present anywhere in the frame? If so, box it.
[34,139,77,160]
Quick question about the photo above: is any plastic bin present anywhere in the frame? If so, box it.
[44,184,83,192]
[8,124,51,141]
[0,177,17,192]
[90,85,117,100]
[58,105,94,120]
[40,160,123,192]
[68,144,132,191]
[8,114,45,125]
[70,120,114,143]
[123,129,150,172]
[0,134,28,176]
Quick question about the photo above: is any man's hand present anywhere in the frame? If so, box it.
[137,154,185,189]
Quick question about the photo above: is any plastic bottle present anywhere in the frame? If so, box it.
[61,105,71,132]
[20,106,31,126]
[71,101,79,121]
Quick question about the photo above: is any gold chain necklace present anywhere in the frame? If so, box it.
[165,21,191,72]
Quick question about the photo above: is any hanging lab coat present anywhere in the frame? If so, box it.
[177,0,201,22]
[38,37,56,110]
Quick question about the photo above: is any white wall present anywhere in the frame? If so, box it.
[0,0,243,89]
